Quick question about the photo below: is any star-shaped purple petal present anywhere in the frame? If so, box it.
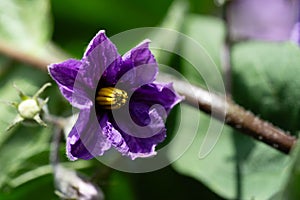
[48,30,183,160]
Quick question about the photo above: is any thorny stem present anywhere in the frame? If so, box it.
[0,41,297,154]
[160,74,296,154]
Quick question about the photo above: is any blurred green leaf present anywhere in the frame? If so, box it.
[8,160,93,188]
[105,172,136,200]
[51,0,172,32]
[0,125,51,189]
[232,42,300,133]
[230,41,300,199]
[188,0,219,14]
[180,15,225,89]
[0,0,51,52]
[150,0,189,64]
[183,15,225,69]
[132,165,224,200]
[108,0,189,67]
[0,1,64,197]
[0,175,58,200]
[279,140,300,200]
[170,18,298,199]
[50,0,173,57]
[0,61,51,191]
[170,105,290,199]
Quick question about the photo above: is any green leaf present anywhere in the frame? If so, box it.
[0,1,57,194]
[132,164,224,199]
[0,126,51,189]
[170,105,289,199]
[275,140,300,200]
[0,175,58,200]
[232,42,300,133]
[105,172,136,200]
[180,15,225,88]
[50,0,174,57]
[230,41,300,198]
[108,0,189,69]
[0,0,51,52]
[0,62,51,189]
[150,0,189,64]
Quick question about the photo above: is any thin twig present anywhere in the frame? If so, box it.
[222,2,232,95]
[46,114,69,165]
[50,126,62,166]
[0,42,51,71]
[0,40,297,154]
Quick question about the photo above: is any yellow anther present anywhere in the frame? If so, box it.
[96,87,128,109]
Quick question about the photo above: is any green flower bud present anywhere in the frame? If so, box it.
[6,83,51,131]
[18,99,41,119]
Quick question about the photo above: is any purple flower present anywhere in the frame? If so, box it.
[48,30,182,160]
[291,2,300,45]
[227,0,300,43]
[291,22,300,45]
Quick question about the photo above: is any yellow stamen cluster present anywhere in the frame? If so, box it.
[96,87,128,109]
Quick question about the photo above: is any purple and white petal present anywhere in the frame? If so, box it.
[126,128,166,160]
[84,30,116,58]
[117,108,166,159]
[48,59,81,90]
[101,117,130,156]
[115,40,158,88]
[130,83,183,114]
[123,40,157,68]
[83,31,121,89]
[108,108,166,159]
[112,101,166,139]
[48,59,81,97]
[48,59,94,109]
[66,109,111,161]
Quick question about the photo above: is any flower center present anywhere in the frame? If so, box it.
[96,87,128,109]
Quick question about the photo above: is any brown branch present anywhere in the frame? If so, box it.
[159,74,296,154]
[0,42,52,71]
[0,41,296,154]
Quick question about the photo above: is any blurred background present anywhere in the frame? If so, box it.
[1,0,300,199]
